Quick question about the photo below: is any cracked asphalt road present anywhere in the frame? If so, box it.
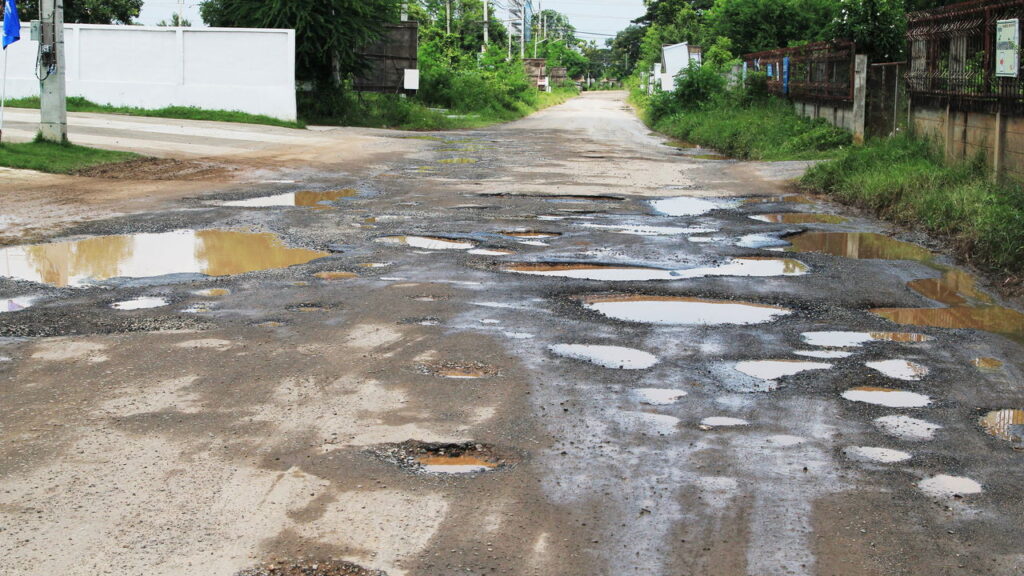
[1,92,1022,576]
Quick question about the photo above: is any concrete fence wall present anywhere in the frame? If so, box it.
[911,106,1024,182]
[2,24,296,121]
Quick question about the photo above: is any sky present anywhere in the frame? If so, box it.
[137,0,647,39]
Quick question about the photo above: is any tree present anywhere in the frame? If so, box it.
[704,0,837,55]
[829,0,906,61]
[157,13,192,27]
[200,0,401,84]
[533,9,577,45]
[609,25,646,77]
[16,0,143,24]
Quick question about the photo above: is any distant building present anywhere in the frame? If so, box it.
[660,42,702,92]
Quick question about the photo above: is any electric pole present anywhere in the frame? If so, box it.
[482,0,488,52]
[520,3,525,58]
[446,1,451,34]
[533,1,539,58]
[39,0,67,142]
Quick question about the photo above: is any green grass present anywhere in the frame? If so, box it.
[801,135,1024,275]
[643,96,852,161]
[0,138,139,173]
[5,96,305,129]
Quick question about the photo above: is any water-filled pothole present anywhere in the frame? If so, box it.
[841,387,931,408]
[548,344,659,369]
[500,231,562,239]
[235,560,385,576]
[734,360,832,380]
[651,197,740,217]
[221,189,357,208]
[422,361,499,379]
[634,388,687,405]
[193,288,230,297]
[973,357,1004,371]
[750,213,847,224]
[374,441,509,474]
[1,296,36,313]
[743,195,815,205]
[785,232,933,262]
[111,297,169,310]
[578,223,716,236]
[0,230,329,287]
[801,331,933,347]
[580,295,791,325]
[315,271,359,280]
[865,359,928,381]
[979,409,1024,444]
[376,236,476,250]
[843,446,912,463]
[504,258,806,281]
[918,475,982,498]
[874,415,941,441]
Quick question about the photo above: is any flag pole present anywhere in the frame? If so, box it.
[0,46,7,145]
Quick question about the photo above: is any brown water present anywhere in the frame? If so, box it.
[979,409,1024,444]
[786,231,934,262]
[973,357,1004,371]
[222,189,357,209]
[315,271,359,280]
[0,230,329,287]
[751,213,847,224]
[417,455,498,474]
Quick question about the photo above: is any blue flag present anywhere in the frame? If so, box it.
[3,0,20,50]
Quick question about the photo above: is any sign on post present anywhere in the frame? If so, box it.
[996,19,1019,78]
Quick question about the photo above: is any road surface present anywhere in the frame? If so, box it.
[1,92,1022,576]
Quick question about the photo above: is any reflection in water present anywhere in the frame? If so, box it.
[582,295,791,325]
[1,296,36,313]
[841,387,931,408]
[549,344,660,370]
[222,189,358,208]
[0,230,329,287]
[505,258,807,281]
[376,236,476,250]
[973,357,1004,371]
[743,195,815,205]
[786,232,933,262]
[417,455,498,474]
[979,409,1024,444]
[751,213,847,224]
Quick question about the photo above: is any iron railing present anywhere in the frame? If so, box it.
[743,41,857,103]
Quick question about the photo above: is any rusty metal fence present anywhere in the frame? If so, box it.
[743,41,857,103]
[354,22,419,94]
[907,0,1024,113]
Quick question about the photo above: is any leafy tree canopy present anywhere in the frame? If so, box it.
[17,0,143,24]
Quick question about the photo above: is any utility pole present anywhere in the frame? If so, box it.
[482,0,488,52]
[520,3,526,58]
[533,1,540,58]
[446,1,451,35]
[39,0,67,142]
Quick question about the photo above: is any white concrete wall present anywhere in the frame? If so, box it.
[2,24,296,121]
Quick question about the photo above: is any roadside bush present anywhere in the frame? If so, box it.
[673,62,728,107]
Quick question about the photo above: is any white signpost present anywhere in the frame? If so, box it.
[996,19,1019,78]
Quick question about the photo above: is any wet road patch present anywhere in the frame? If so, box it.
[865,359,929,381]
[801,331,933,347]
[750,213,847,224]
[843,446,912,463]
[111,297,169,310]
[548,344,659,369]
[734,360,832,380]
[785,231,934,262]
[634,388,687,405]
[651,197,740,217]
[422,361,499,379]
[979,409,1024,444]
[376,236,477,250]
[841,387,931,408]
[236,560,385,576]
[580,295,791,325]
[220,189,358,208]
[700,417,749,428]
[193,288,230,297]
[972,357,1004,371]
[918,475,982,498]
[0,230,329,287]
[506,258,807,281]
[374,441,510,474]
[873,415,941,441]
[315,271,359,280]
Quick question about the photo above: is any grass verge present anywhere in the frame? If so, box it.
[0,138,139,174]
[5,96,304,129]
[801,135,1024,275]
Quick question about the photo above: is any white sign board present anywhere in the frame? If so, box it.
[996,19,1019,78]
[404,69,420,91]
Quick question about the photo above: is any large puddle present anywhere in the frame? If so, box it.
[918,475,982,498]
[651,197,740,217]
[841,386,931,408]
[801,331,933,347]
[751,213,847,224]
[870,268,1024,339]
[786,232,934,262]
[578,223,716,236]
[504,258,806,281]
[735,360,832,380]
[979,409,1024,444]
[581,295,791,325]
[865,359,928,381]
[221,189,357,208]
[549,344,659,369]
[376,236,477,250]
[0,230,329,287]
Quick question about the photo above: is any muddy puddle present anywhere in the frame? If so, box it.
[111,297,169,310]
[504,258,806,281]
[801,331,933,347]
[979,409,1024,444]
[423,361,499,379]
[0,230,329,287]
[1,296,36,313]
[973,357,1004,371]
[866,359,929,381]
[376,236,476,250]
[786,231,934,262]
[221,189,357,208]
[841,387,931,408]
[548,344,659,370]
[870,268,1024,340]
[581,295,791,325]
[651,197,740,217]
[375,441,508,475]
[193,288,230,297]
[734,359,832,380]
[578,223,716,236]
[314,271,359,280]
[751,213,847,224]
[236,560,385,576]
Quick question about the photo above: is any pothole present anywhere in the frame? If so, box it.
[794,350,854,359]
[1,296,36,313]
[979,409,1024,444]
[865,359,929,381]
[373,441,510,474]
[873,415,941,441]
[750,213,847,224]
[499,231,562,239]
[700,417,749,428]
[111,297,169,310]
[734,360,832,380]
[843,446,912,463]
[548,344,659,369]
[634,388,687,405]
[235,559,385,576]
[469,248,515,256]
[785,231,934,262]
[743,195,815,205]
[0,230,328,287]
[973,357,1004,371]
[422,361,499,379]
[220,189,358,208]
[438,158,478,164]
[505,258,806,281]
[193,288,230,297]
[580,295,791,325]
[841,387,931,408]
[918,475,982,498]
[651,197,740,217]
[577,223,716,236]
[376,236,476,250]
[800,331,933,347]
[315,271,359,280]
